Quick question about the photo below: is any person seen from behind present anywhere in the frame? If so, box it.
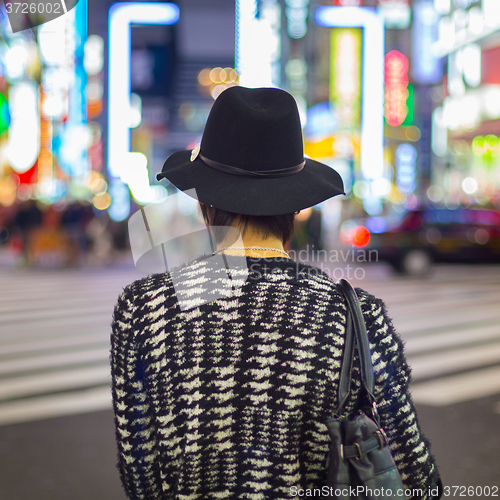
[110,86,442,499]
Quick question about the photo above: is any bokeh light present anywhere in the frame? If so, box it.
[93,192,112,210]
[351,226,371,247]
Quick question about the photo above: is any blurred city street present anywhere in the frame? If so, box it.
[0,260,499,499]
[1,0,500,497]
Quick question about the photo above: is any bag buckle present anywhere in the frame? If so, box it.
[340,443,363,460]
[354,443,363,460]
[376,428,388,448]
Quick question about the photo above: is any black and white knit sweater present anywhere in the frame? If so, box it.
[110,255,441,500]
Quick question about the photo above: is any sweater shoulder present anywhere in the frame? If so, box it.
[115,259,390,316]
[354,287,387,317]
[123,257,339,295]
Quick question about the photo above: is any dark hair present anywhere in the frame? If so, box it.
[199,203,295,245]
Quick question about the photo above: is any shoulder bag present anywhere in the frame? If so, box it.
[323,278,408,500]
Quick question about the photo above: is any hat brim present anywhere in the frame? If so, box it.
[156,150,346,216]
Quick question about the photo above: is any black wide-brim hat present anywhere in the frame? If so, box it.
[157,86,345,216]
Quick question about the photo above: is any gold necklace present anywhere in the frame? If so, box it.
[212,246,291,259]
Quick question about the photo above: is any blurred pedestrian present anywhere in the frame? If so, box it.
[77,200,95,253]
[110,87,442,499]
[0,202,19,262]
[307,207,323,252]
[85,212,116,266]
[108,218,129,254]
[290,211,309,251]
[13,199,42,266]
[61,202,82,266]
[29,205,69,267]
[61,200,95,266]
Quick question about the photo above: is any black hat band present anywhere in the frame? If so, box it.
[199,154,305,178]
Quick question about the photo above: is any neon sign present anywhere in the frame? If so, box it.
[108,2,179,221]
[396,143,417,194]
[333,0,361,5]
[285,0,308,39]
[330,28,361,131]
[316,6,385,181]
[412,0,441,84]
[385,50,409,127]
[235,0,281,88]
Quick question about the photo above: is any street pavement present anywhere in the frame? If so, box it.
[0,257,499,500]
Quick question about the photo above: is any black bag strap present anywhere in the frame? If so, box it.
[334,278,377,417]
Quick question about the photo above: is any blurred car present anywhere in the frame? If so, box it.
[365,206,500,275]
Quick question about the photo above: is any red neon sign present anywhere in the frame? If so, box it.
[333,0,362,5]
[384,50,409,127]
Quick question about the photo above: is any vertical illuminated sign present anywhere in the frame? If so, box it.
[316,6,385,181]
[7,82,40,175]
[378,0,411,29]
[38,90,53,192]
[385,50,409,127]
[62,0,88,182]
[284,0,308,39]
[396,143,417,194]
[412,0,441,84]
[333,0,362,5]
[330,28,362,132]
[235,0,281,88]
[108,3,179,221]
[35,0,88,201]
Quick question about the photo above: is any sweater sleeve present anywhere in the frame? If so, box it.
[357,290,443,500]
[110,284,161,499]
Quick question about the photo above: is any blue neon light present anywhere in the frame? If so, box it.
[412,0,442,84]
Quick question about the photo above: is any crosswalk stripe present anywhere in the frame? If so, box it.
[0,287,127,303]
[0,286,128,299]
[404,324,500,354]
[0,314,112,340]
[0,279,126,289]
[0,333,109,355]
[384,293,500,317]
[410,366,500,406]
[1,306,115,324]
[0,279,128,290]
[409,342,500,380]
[0,386,112,427]
[0,366,110,400]
[351,267,500,287]
[0,348,111,375]
[393,306,500,335]
[353,282,499,303]
[0,328,108,347]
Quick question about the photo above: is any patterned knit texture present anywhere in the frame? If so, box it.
[110,256,441,500]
